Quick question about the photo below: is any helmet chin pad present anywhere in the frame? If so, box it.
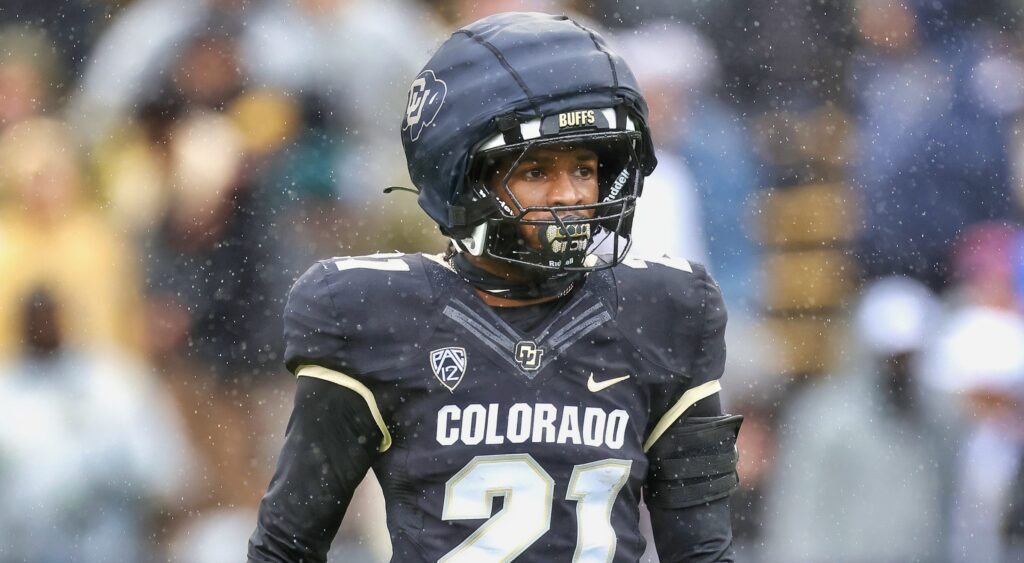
[458,222,489,257]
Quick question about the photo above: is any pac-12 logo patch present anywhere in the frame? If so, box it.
[514,341,544,371]
[430,347,467,392]
[403,70,447,142]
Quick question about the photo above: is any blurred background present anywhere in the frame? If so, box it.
[0,0,1023,561]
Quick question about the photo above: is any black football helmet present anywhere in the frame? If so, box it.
[401,12,657,272]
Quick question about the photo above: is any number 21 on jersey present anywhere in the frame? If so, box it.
[441,454,632,562]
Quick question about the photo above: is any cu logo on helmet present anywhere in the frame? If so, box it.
[514,341,544,371]
[404,70,447,142]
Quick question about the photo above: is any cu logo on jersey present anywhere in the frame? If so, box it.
[514,341,544,371]
[403,69,447,142]
[431,347,467,392]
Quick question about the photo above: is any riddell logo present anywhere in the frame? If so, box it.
[404,70,447,142]
[602,169,631,202]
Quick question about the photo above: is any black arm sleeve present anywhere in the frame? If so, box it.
[248,376,383,563]
[649,394,738,563]
[650,497,735,563]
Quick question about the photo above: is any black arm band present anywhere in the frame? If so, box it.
[645,414,743,509]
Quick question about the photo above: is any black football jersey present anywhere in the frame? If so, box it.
[283,252,727,563]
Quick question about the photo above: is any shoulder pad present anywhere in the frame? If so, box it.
[282,253,442,375]
[608,255,727,385]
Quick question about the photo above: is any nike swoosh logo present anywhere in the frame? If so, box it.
[587,373,631,392]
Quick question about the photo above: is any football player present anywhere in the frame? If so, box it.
[249,12,742,563]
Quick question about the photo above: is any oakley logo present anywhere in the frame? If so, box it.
[404,70,447,142]
[514,340,544,371]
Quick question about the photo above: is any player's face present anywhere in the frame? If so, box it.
[488,145,599,249]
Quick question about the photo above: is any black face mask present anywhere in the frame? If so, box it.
[456,133,644,274]
[450,251,584,301]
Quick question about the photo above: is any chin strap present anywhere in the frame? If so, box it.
[450,252,583,301]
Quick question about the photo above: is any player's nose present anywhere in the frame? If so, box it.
[546,170,582,208]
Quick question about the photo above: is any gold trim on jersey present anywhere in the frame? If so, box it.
[642,379,721,452]
[296,365,393,453]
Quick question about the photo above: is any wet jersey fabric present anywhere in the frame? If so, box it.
[279,252,727,562]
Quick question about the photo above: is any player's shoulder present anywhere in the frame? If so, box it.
[606,254,721,314]
[283,252,449,374]
[296,251,438,300]
[599,253,727,376]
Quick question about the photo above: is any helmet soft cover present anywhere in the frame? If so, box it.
[401,12,657,271]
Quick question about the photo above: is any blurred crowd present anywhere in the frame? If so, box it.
[1,0,1024,561]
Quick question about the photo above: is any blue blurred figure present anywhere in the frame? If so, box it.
[616,21,762,313]
[0,288,193,562]
[850,0,1016,289]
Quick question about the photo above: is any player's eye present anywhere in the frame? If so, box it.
[575,164,596,179]
[522,167,545,180]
